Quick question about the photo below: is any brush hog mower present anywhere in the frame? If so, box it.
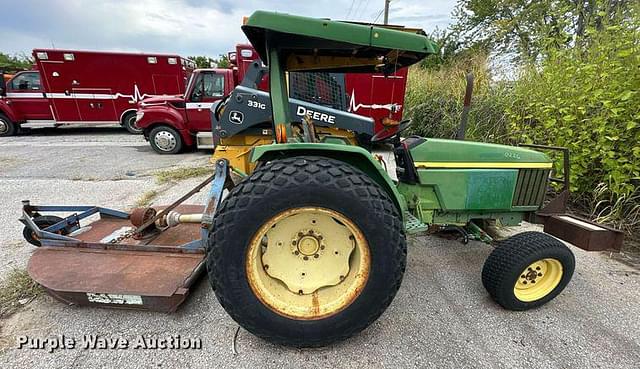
[20,11,624,347]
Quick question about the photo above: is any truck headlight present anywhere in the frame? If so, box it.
[135,111,144,122]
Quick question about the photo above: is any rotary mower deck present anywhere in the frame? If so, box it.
[20,160,234,312]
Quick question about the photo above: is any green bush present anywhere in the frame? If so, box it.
[507,14,640,199]
[404,8,639,233]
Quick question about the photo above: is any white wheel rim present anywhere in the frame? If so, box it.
[128,117,142,132]
[154,131,177,151]
[0,119,8,134]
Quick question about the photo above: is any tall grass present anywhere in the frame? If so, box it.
[404,51,514,144]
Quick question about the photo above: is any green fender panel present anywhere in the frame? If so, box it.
[250,143,407,219]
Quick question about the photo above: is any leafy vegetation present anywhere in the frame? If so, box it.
[507,11,640,198]
[0,52,33,73]
[188,54,231,69]
[407,1,639,236]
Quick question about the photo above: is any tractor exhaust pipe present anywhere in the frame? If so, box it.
[456,73,474,140]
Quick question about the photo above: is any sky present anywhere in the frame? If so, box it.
[0,0,457,59]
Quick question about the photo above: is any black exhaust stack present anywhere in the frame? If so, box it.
[456,73,474,140]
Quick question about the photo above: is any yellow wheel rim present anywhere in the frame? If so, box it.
[514,258,563,302]
[246,207,370,320]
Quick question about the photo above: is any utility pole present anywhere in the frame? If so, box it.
[383,0,390,24]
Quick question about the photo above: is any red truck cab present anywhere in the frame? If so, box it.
[136,67,236,153]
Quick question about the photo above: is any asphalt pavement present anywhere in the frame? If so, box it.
[0,127,638,369]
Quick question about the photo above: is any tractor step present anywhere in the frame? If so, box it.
[404,211,429,234]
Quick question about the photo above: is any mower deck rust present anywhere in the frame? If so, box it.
[28,205,207,312]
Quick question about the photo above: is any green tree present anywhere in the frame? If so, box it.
[188,55,216,68]
[187,54,232,69]
[452,0,634,62]
[0,52,33,72]
[215,54,231,68]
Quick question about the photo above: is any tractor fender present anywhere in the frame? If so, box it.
[250,143,407,218]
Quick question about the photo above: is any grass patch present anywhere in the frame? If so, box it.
[154,166,213,184]
[135,190,159,207]
[0,269,42,318]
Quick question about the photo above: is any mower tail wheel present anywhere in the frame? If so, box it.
[207,156,406,347]
[482,231,575,311]
[23,216,68,246]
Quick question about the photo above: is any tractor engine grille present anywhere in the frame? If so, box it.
[512,169,551,207]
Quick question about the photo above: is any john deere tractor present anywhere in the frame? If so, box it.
[207,11,576,346]
[21,11,591,348]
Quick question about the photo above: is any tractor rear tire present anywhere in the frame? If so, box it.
[482,231,575,311]
[207,156,406,347]
[0,113,17,137]
[22,216,68,246]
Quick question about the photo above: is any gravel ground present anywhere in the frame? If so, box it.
[0,128,639,369]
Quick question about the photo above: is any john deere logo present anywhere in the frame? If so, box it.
[229,111,244,125]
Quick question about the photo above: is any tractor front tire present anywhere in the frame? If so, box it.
[207,156,406,347]
[482,231,575,311]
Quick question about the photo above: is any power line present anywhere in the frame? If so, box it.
[357,0,372,21]
[346,0,357,19]
[372,8,384,23]
[352,0,365,20]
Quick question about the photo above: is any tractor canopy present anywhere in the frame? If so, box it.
[242,10,438,73]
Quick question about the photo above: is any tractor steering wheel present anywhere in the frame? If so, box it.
[214,94,232,121]
[370,119,413,144]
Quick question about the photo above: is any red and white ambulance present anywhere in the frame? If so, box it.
[0,49,195,136]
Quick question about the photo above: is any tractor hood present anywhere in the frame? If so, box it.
[242,11,437,73]
[408,138,552,169]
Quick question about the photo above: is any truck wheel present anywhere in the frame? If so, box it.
[482,231,575,311]
[122,112,143,134]
[23,216,68,246]
[207,156,406,347]
[149,126,183,154]
[0,113,17,137]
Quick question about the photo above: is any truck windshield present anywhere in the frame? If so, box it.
[190,73,224,102]
[10,72,41,91]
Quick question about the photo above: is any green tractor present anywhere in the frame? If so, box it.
[207,11,576,346]
[23,11,617,348]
